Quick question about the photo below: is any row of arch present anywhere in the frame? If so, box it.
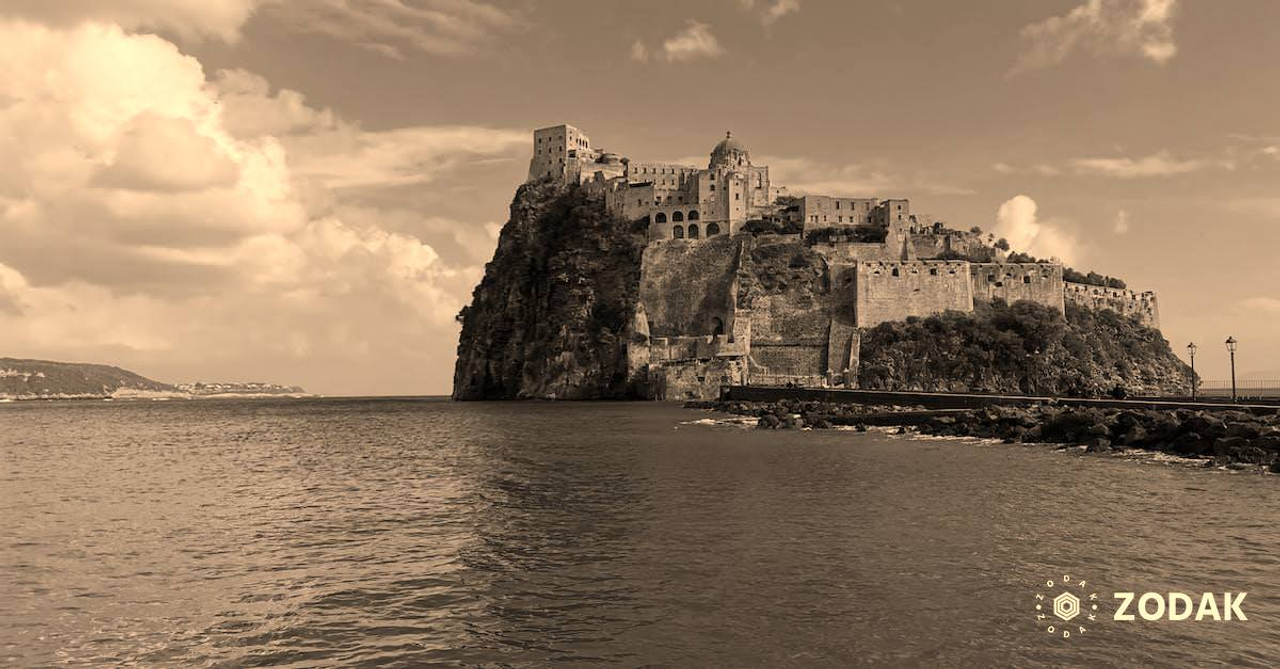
[654,210,699,223]
[672,222,721,239]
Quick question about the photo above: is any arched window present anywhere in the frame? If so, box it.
[712,317,724,336]
[706,222,720,236]
[688,210,699,221]
[672,211,684,222]
[655,212,667,223]
[688,224,700,239]
[673,225,684,239]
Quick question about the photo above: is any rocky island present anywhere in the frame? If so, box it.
[455,124,1190,400]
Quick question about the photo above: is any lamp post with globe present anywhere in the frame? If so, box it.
[1225,337,1238,402]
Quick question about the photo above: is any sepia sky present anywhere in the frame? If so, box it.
[2,0,1279,395]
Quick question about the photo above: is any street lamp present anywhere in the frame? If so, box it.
[1186,342,1197,401]
[1225,336,1238,402]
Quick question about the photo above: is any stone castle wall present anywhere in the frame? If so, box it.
[1064,283,1160,328]
[854,260,973,328]
[970,263,1065,314]
[638,235,740,337]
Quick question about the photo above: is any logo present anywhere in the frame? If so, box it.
[1034,575,1098,639]
[1033,575,1249,640]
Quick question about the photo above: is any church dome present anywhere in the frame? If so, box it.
[710,131,749,167]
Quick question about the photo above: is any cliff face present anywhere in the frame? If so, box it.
[452,182,649,399]
[857,301,1192,397]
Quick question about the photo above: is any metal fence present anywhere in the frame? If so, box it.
[1197,380,1280,397]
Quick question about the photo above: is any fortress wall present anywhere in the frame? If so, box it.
[970,263,1065,314]
[749,344,827,383]
[1064,282,1161,328]
[639,235,739,337]
[855,260,973,328]
[812,241,896,262]
[908,232,980,260]
[650,357,746,401]
[748,295,830,344]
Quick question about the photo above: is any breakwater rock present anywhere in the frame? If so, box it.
[692,400,1280,472]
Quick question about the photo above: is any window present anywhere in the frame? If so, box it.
[710,184,716,191]
[930,268,938,276]
[688,224,700,239]
[672,225,684,238]
[688,210,700,221]
[836,201,841,210]
[706,222,719,235]
[656,212,668,223]
[1023,276,1031,284]
[672,211,684,222]
[891,267,900,277]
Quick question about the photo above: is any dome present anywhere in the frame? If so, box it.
[712,131,746,156]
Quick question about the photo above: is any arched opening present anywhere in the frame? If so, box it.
[672,211,684,222]
[688,210,700,221]
[711,317,724,336]
[655,212,667,223]
[706,222,720,236]
[688,224,700,239]
[672,225,684,239]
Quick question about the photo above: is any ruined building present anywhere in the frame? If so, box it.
[525,123,1162,399]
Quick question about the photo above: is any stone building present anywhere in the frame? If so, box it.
[525,124,1162,398]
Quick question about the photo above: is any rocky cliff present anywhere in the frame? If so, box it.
[453,181,649,399]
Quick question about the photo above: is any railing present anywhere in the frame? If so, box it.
[1196,380,1280,397]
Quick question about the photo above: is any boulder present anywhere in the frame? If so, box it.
[1170,431,1210,456]
[1225,422,1264,440]
[1212,436,1251,458]
[1086,438,1113,453]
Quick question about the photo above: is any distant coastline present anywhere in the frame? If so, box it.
[0,357,309,402]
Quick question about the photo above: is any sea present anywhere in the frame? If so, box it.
[2,398,1277,667]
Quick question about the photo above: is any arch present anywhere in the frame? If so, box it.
[706,222,720,236]
[672,225,684,239]
[672,211,684,222]
[688,210,700,221]
[711,317,725,336]
[688,224,700,239]
[655,212,667,223]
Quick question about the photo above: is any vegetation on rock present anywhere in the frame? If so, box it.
[858,300,1192,396]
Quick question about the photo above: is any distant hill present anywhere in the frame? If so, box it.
[0,358,308,400]
[0,358,173,399]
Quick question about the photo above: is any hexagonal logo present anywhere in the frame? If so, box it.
[1053,592,1081,621]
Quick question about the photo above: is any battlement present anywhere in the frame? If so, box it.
[1064,282,1160,328]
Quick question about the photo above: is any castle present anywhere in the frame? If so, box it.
[527,124,1162,398]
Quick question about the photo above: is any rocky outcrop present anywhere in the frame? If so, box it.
[857,301,1191,397]
[452,181,649,399]
[695,399,1280,472]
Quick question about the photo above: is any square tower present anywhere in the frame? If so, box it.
[529,124,592,183]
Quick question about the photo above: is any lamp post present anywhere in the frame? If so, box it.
[1187,342,1197,401]
[1225,337,1238,402]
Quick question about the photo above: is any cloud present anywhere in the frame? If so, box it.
[1012,0,1179,74]
[1071,151,1204,178]
[1114,208,1131,234]
[991,195,1082,265]
[630,39,649,62]
[761,155,972,197]
[262,0,519,59]
[738,0,802,25]
[0,0,263,41]
[0,19,522,394]
[1238,297,1280,313]
[662,21,724,61]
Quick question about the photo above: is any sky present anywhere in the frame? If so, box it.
[1,0,1278,394]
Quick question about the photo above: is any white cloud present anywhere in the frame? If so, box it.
[0,0,263,41]
[1114,208,1131,233]
[1238,297,1280,314]
[0,18,522,393]
[630,39,649,62]
[991,195,1083,265]
[1012,0,1179,74]
[763,0,801,25]
[762,155,972,197]
[662,21,724,61]
[263,0,518,59]
[1071,151,1203,178]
